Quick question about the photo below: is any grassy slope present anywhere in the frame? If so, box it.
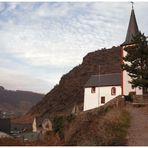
[64,98,130,146]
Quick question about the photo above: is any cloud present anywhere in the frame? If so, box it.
[34,3,71,18]
[0,2,148,93]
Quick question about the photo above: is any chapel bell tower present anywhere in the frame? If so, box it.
[120,3,143,96]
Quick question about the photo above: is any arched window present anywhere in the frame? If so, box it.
[111,87,116,95]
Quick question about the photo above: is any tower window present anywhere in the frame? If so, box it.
[91,87,96,93]
[131,85,134,90]
[111,87,116,95]
[101,96,105,104]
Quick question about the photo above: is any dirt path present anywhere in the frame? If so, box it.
[126,104,148,146]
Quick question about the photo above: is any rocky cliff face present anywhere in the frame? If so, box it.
[29,46,122,117]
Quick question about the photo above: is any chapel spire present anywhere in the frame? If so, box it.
[121,3,139,46]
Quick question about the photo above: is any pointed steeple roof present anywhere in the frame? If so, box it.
[121,7,139,46]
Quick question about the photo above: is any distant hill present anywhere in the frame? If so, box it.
[0,87,44,116]
[29,46,122,117]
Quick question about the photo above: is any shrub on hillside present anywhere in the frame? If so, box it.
[66,114,75,123]
[106,110,130,145]
[53,115,64,139]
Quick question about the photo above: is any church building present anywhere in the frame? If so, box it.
[84,5,143,111]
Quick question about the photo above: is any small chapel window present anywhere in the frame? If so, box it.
[111,87,116,95]
[91,87,96,93]
[131,85,134,90]
[101,96,105,104]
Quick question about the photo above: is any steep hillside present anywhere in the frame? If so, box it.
[29,46,122,116]
[0,86,44,116]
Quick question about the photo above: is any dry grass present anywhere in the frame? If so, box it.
[50,96,130,146]
[0,138,24,146]
[64,103,130,146]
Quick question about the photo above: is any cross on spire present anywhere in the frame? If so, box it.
[131,1,134,9]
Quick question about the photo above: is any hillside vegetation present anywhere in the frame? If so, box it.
[65,107,129,145]
[29,46,121,117]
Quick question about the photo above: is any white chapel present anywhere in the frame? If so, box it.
[83,6,143,111]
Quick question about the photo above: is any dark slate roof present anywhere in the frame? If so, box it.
[0,118,11,134]
[84,73,121,87]
[121,8,139,46]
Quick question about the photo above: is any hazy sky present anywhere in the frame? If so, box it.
[0,2,148,94]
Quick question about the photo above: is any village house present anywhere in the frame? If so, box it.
[84,6,144,111]
[0,131,11,138]
[0,118,11,134]
[32,116,52,134]
[0,110,15,119]
[11,123,32,134]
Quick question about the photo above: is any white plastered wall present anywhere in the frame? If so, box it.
[99,86,121,106]
[84,87,99,111]
[84,86,122,111]
[32,118,37,132]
